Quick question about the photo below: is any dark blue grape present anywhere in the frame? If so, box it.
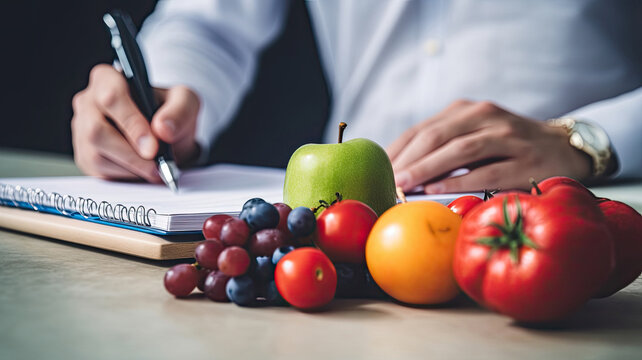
[272,245,295,265]
[364,267,388,299]
[241,201,280,232]
[239,209,251,223]
[242,198,266,211]
[265,280,287,306]
[335,263,365,298]
[332,263,388,299]
[226,275,257,306]
[239,199,264,223]
[287,207,316,237]
[254,256,274,282]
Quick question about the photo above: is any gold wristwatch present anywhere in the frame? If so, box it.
[547,117,616,178]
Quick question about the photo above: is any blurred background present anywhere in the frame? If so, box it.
[0,0,329,168]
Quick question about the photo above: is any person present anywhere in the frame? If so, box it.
[71,1,642,193]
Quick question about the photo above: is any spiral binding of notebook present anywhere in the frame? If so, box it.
[0,183,156,227]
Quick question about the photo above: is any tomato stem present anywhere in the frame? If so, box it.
[311,199,330,214]
[312,193,344,213]
[483,189,499,201]
[530,177,542,195]
[476,196,538,263]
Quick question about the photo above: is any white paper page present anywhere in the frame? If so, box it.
[0,164,285,216]
[405,192,483,205]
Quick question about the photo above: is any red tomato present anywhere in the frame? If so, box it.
[594,199,642,297]
[453,185,614,323]
[448,195,484,217]
[274,248,337,309]
[532,177,642,298]
[316,199,378,263]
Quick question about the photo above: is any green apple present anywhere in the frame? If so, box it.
[283,123,397,216]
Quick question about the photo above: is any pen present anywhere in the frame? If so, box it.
[103,10,180,192]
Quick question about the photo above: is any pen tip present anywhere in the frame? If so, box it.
[157,157,180,193]
[169,180,179,194]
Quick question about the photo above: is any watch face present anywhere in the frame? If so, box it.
[575,122,610,150]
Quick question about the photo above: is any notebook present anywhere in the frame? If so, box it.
[0,164,285,234]
[0,163,482,235]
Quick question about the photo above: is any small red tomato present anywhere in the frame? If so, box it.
[448,195,483,217]
[274,248,337,309]
[316,199,377,263]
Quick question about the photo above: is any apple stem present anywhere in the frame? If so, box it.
[396,186,407,203]
[338,122,347,144]
[529,177,542,195]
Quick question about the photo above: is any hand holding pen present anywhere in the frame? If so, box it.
[71,11,200,190]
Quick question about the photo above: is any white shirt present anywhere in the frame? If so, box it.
[139,0,642,178]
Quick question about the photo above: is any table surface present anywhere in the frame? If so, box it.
[1,148,640,360]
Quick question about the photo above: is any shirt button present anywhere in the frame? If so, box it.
[423,39,441,56]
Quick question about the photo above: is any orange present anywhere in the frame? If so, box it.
[365,201,461,305]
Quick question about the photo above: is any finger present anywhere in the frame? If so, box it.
[390,122,462,172]
[72,122,142,181]
[386,99,472,162]
[73,99,161,183]
[152,86,199,142]
[386,124,422,163]
[390,101,485,171]
[72,89,123,178]
[396,129,524,191]
[94,120,163,183]
[80,153,144,181]
[151,86,200,164]
[423,160,526,194]
[88,65,158,159]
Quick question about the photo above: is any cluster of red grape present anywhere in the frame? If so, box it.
[163,198,317,306]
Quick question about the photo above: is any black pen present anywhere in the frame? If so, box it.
[103,10,180,192]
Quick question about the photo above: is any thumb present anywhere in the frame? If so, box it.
[151,86,201,165]
[151,85,200,144]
